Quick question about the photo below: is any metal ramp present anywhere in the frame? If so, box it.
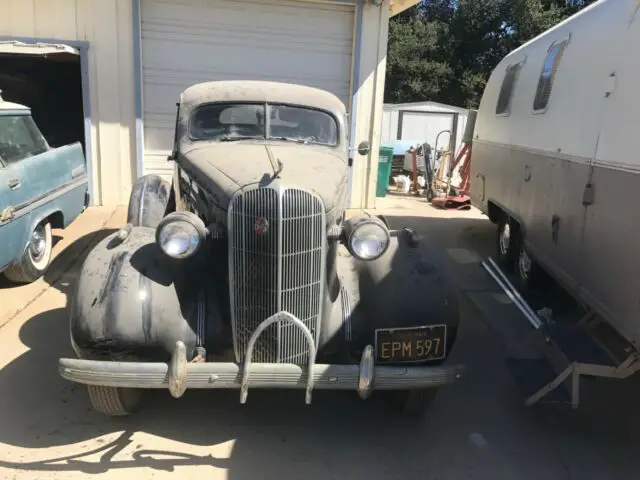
[473,259,640,409]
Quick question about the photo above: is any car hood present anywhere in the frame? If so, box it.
[179,141,349,212]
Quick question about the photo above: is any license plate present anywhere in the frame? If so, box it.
[375,325,447,363]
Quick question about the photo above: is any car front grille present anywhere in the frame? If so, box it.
[228,186,326,364]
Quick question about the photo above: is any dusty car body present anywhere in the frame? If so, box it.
[58,80,464,416]
[0,93,88,284]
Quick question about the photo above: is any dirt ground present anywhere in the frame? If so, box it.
[1,194,639,480]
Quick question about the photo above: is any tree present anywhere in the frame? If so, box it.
[385,0,598,108]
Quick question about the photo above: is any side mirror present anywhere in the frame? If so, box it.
[357,141,370,156]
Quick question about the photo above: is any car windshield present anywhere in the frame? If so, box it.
[189,102,338,146]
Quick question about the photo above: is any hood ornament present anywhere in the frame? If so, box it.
[254,217,269,236]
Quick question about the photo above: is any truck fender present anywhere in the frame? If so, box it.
[126,174,172,228]
[70,226,223,361]
[351,228,460,356]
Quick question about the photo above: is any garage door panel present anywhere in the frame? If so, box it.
[141,0,354,180]
[143,0,354,37]
[142,41,351,85]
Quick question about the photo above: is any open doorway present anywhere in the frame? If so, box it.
[0,44,85,152]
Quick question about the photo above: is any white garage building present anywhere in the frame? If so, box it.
[0,0,417,208]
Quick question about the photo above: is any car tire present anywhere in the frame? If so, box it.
[87,385,142,417]
[4,221,53,284]
[496,216,519,272]
[384,388,439,415]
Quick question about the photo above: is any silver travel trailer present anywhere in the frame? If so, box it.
[471,0,640,355]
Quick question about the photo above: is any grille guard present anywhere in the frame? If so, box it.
[241,312,317,404]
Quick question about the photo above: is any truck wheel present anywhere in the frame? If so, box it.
[496,216,518,272]
[385,388,439,415]
[4,221,53,284]
[87,385,142,416]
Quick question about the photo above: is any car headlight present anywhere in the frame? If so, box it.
[343,215,390,261]
[155,211,207,259]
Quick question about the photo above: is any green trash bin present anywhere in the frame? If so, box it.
[376,145,394,198]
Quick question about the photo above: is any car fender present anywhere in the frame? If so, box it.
[70,226,224,360]
[348,228,460,357]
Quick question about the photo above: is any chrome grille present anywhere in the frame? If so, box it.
[228,186,326,364]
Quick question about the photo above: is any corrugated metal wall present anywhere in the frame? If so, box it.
[381,103,470,155]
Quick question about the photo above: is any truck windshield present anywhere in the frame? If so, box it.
[189,103,338,146]
[0,115,49,164]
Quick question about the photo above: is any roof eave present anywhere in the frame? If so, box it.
[389,0,420,17]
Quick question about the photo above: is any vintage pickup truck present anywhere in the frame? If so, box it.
[0,93,88,283]
[58,80,465,416]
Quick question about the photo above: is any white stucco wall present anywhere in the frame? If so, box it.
[1,0,401,209]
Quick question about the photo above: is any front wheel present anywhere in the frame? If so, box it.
[383,388,439,415]
[87,385,142,416]
[4,221,53,284]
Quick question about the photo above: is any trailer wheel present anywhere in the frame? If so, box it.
[496,216,519,271]
[516,243,547,290]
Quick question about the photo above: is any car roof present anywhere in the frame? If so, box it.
[180,80,346,115]
[0,91,29,112]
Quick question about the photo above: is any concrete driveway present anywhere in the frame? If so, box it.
[1,197,640,479]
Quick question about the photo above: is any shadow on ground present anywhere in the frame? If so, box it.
[1,210,640,478]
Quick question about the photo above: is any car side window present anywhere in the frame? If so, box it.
[0,115,49,165]
[533,39,568,113]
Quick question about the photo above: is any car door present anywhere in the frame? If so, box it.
[0,112,48,271]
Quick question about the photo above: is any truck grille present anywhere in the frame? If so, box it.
[228,186,326,364]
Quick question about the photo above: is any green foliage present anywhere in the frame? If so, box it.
[385,0,598,108]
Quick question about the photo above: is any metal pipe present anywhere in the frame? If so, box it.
[481,260,541,329]
[486,257,541,324]
[485,258,541,328]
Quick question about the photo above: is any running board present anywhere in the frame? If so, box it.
[481,258,640,409]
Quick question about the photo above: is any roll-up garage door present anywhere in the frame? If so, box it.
[140,0,355,180]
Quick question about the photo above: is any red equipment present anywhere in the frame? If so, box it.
[430,142,473,210]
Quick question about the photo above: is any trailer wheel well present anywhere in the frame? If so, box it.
[487,201,503,224]
[489,202,524,236]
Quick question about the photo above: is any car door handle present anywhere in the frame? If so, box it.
[8,178,20,190]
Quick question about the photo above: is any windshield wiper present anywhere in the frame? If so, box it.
[219,135,263,142]
[269,136,309,144]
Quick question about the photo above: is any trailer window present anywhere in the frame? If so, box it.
[495,63,522,116]
[533,40,568,113]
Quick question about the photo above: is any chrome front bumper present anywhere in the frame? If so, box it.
[59,312,464,404]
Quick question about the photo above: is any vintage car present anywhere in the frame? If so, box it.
[57,80,465,416]
[0,92,88,284]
